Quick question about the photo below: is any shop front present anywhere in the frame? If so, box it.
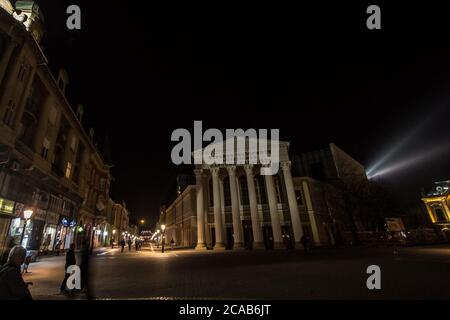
[40,211,59,253]
[26,208,46,251]
[56,216,77,251]
[0,197,18,261]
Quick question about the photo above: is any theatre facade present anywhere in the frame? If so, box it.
[160,140,347,250]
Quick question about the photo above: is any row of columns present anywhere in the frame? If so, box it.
[195,162,304,250]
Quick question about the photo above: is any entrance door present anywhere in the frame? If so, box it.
[210,227,216,247]
[263,226,274,249]
[242,220,253,249]
[226,226,233,249]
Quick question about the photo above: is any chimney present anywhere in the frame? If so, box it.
[76,104,84,122]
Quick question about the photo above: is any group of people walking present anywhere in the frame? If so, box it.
[119,238,142,252]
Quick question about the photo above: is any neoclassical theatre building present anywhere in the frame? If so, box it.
[160,140,356,250]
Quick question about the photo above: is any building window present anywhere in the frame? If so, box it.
[65,162,72,178]
[41,138,50,160]
[274,176,283,204]
[255,175,267,204]
[3,100,15,127]
[434,207,448,222]
[295,189,304,206]
[239,176,249,205]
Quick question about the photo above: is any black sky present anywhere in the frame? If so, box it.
[33,1,450,225]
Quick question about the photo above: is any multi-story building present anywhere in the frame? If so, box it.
[112,201,129,242]
[0,0,113,258]
[158,141,366,250]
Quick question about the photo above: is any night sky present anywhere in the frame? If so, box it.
[33,1,450,225]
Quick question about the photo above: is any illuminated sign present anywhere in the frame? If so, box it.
[0,198,15,216]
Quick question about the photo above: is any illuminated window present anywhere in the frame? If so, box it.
[65,162,72,178]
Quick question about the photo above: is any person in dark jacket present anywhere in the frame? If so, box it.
[301,235,309,252]
[0,246,33,300]
[120,239,125,252]
[127,238,132,251]
[60,243,76,293]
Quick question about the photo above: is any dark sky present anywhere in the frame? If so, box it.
[33,1,450,225]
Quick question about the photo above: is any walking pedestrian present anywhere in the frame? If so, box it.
[0,246,33,300]
[127,238,132,251]
[80,239,93,299]
[120,239,125,253]
[135,239,139,251]
[54,239,62,256]
[60,243,76,294]
[170,239,175,250]
[301,235,309,252]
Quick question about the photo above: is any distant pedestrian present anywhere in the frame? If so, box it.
[301,235,309,252]
[170,239,175,250]
[111,238,115,249]
[60,243,76,294]
[127,239,132,251]
[120,239,125,253]
[22,252,32,274]
[0,246,33,300]
[54,239,62,256]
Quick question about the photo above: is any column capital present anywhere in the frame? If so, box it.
[210,166,220,176]
[194,168,203,177]
[226,165,237,176]
[281,161,292,171]
[243,164,254,175]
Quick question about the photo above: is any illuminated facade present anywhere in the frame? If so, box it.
[422,181,450,236]
[160,140,339,250]
[0,1,114,259]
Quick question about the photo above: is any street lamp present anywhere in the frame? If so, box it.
[161,224,166,253]
[20,209,33,246]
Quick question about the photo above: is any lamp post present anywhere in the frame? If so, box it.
[20,209,33,247]
[161,224,166,253]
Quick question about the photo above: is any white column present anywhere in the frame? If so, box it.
[281,161,304,247]
[211,167,226,249]
[194,169,207,250]
[227,166,244,249]
[244,165,265,249]
[264,173,284,249]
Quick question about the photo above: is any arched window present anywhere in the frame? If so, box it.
[239,176,249,205]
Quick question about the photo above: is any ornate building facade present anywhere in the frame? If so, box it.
[0,1,115,259]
